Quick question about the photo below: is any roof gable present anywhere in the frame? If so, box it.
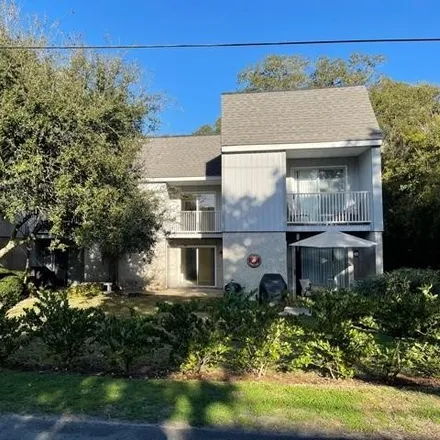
[140,135,221,179]
[221,86,382,146]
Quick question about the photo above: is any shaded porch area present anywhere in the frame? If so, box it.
[287,231,380,295]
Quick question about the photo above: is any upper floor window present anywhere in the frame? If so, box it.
[182,193,216,211]
[291,168,346,193]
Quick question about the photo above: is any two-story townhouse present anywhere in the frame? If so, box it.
[117,85,383,293]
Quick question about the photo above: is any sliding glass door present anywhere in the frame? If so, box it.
[181,247,216,287]
[301,247,349,288]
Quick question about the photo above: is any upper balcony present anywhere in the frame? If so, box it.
[287,191,372,226]
[168,210,222,235]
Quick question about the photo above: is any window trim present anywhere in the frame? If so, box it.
[181,191,217,211]
[289,165,349,193]
[179,245,217,287]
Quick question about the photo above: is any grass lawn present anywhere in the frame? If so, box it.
[0,370,439,438]
[8,290,221,318]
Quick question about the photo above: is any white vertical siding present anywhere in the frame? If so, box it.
[222,151,286,232]
[370,148,384,231]
[357,150,373,194]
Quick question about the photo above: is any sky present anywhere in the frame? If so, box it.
[18,0,440,135]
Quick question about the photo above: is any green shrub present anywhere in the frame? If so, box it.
[294,338,356,379]
[0,305,23,366]
[156,301,202,368]
[180,315,230,375]
[232,315,293,377]
[0,274,24,309]
[354,272,440,378]
[405,342,440,377]
[289,319,377,379]
[372,282,440,340]
[97,312,161,374]
[215,294,292,376]
[356,268,440,297]
[23,290,103,366]
[306,288,373,334]
[294,289,379,378]
[156,301,230,373]
[67,282,103,298]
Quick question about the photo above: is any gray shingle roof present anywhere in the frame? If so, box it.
[140,135,221,178]
[221,86,382,146]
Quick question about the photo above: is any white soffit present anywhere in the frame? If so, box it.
[286,146,369,159]
[222,139,382,153]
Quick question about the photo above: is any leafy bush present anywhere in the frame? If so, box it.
[0,305,23,365]
[294,289,378,378]
[156,301,230,374]
[0,274,24,309]
[293,338,356,379]
[156,301,202,368]
[23,290,103,366]
[354,271,440,378]
[215,294,292,376]
[405,342,440,377]
[356,268,440,297]
[97,312,161,374]
[67,282,103,298]
[371,281,440,341]
[180,315,230,375]
[306,288,373,333]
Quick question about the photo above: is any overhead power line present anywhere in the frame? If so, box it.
[1,37,440,50]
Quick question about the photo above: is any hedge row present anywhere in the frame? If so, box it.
[0,268,439,379]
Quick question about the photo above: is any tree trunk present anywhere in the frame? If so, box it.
[0,239,21,260]
[0,216,32,261]
[23,244,31,287]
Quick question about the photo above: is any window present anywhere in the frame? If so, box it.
[182,193,216,211]
[181,193,217,232]
[292,168,346,193]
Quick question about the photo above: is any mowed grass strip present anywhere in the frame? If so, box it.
[0,370,439,437]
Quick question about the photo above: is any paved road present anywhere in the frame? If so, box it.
[0,414,353,440]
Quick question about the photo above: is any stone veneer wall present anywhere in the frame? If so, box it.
[223,232,287,291]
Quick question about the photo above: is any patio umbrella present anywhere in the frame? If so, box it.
[289,231,376,248]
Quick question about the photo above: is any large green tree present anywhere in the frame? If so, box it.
[0,3,162,267]
[237,53,385,91]
[370,79,440,268]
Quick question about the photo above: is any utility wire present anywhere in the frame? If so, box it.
[1,37,440,50]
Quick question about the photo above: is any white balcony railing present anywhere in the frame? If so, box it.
[287,191,371,225]
[168,211,222,234]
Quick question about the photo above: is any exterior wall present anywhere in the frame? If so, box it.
[357,149,373,194]
[106,182,171,291]
[371,148,384,231]
[286,157,360,191]
[84,246,109,282]
[369,231,383,275]
[167,238,223,288]
[222,151,286,232]
[358,148,383,231]
[117,235,167,291]
[223,232,287,291]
